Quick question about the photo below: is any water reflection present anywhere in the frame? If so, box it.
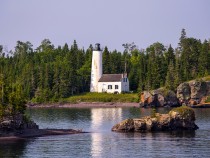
[90,108,122,157]
[0,139,30,157]
[27,108,92,129]
[90,108,122,131]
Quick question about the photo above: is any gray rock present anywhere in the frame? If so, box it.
[140,88,180,107]
[177,82,191,101]
[189,81,207,99]
[177,80,210,105]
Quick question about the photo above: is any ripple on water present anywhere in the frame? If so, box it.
[1,108,210,158]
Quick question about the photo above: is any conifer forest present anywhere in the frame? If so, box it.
[0,29,209,103]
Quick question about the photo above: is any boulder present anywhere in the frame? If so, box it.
[140,88,180,107]
[177,82,191,101]
[140,91,153,107]
[177,80,210,105]
[112,119,135,132]
[112,106,198,132]
[0,113,39,136]
[189,81,207,99]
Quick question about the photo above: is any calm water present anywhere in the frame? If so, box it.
[1,107,210,158]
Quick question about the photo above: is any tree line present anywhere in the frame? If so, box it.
[0,29,209,104]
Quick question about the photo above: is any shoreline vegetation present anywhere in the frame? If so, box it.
[64,92,139,103]
[28,92,140,108]
[27,90,210,108]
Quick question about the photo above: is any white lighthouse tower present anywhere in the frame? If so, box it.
[90,43,102,92]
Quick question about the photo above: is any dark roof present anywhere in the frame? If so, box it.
[98,74,122,82]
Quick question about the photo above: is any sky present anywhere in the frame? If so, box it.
[1,0,210,52]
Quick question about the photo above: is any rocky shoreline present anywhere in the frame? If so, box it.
[27,101,210,109]
[189,103,210,108]
[139,80,210,108]
[27,102,140,108]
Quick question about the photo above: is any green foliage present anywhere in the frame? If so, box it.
[165,61,176,91]
[0,85,26,117]
[170,105,195,119]
[8,88,26,114]
[0,104,4,118]
[203,76,210,81]
[103,46,111,74]
[151,108,157,118]
[65,92,139,103]
[23,114,32,123]
[205,96,210,103]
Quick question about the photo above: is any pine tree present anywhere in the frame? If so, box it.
[109,50,122,74]
[102,46,110,74]
[165,44,175,66]
[198,40,209,76]
[165,61,175,91]
[174,56,182,89]
[178,28,186,51]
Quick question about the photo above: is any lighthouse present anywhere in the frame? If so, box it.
[90,43,102,92]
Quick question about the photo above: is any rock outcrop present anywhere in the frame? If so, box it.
[139,88,180,107]
[112,106,198,132]
[0,113,39,137]
[177,80,210,105]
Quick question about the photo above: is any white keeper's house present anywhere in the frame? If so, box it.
[90,43,129,94]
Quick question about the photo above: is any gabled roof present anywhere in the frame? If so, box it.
[98,74,122,82]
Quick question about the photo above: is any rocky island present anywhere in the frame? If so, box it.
[0,112,83,140]
[112,106,198,132]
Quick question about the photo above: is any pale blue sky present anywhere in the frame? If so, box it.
[1,0,210,51]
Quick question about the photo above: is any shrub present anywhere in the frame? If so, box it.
[205,96,210,103]
[23,114,32,123]
[0,104,4,119]
[170,105,195,120]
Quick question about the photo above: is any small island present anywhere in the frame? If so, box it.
[0,112,83,140]
[0,86,83,140]
[112,106,199,132]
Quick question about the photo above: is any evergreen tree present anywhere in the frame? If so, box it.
[146,42,166,89]
[165,44,175,66]
[109,50,122,74]
[103,46,110,74]
[198,40,209,76]
[165,61,176,91]
[178,28,186,51]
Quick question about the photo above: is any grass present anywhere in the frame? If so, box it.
[203,75,210,81]
[64,92,139,103]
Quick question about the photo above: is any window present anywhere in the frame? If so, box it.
[108,85,112,89]
[115,85,119,89]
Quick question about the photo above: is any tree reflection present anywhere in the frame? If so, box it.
[0,139,31,157]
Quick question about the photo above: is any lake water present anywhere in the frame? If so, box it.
[1,107,210,158]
